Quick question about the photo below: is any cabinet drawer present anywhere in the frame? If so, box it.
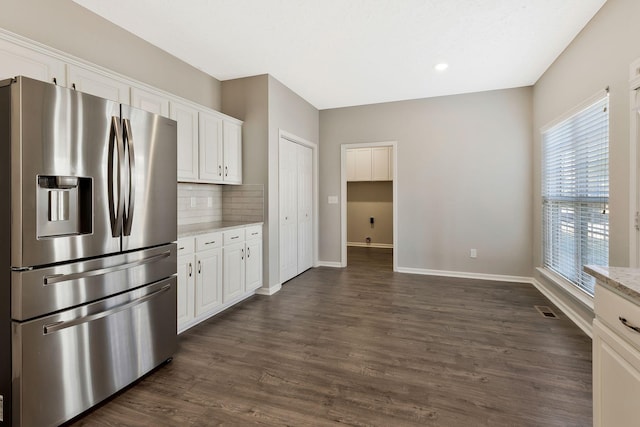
[195,232,222,251]
[245,225,262,241]
[595,285,640,350]
[223,228,245,245]
[177,237,195,255]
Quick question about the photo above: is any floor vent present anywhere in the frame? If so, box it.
[534,305,558,319]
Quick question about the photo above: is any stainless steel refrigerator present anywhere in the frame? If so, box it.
[0,76,178,427]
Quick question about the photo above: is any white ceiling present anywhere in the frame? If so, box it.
[72,0,606,110]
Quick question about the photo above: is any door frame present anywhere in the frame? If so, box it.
[341,141,398,271]
[278,129,319,278]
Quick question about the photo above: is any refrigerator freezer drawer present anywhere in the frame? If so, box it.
[11,278,177,427]
[12,243,177,321]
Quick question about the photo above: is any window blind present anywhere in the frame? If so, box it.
[542,94,609,296]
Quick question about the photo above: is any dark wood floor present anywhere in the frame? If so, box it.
[71,247,592,426]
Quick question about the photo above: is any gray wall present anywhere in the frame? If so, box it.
[0,0,221,110]
[532,0,640,322]
[347,182,393,245]
[222,75,270,284]
[222,75,319,289]
[267,76,319,286]
[320,87,533,277]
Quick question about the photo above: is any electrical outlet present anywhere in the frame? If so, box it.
[190,197,196,208]
[470,249,477,258]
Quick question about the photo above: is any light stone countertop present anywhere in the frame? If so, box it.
[178,221,263,238]
[584,265,640,304]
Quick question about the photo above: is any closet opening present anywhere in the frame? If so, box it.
[340,142,397,270]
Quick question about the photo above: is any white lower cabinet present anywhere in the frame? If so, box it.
[593,284,640,427]
[177,224,262,333]
[195,247,223,315]
[223,242,245,303]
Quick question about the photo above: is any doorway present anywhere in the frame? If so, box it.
[340,142,398,270]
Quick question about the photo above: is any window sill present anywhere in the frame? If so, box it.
[536,267,595,310]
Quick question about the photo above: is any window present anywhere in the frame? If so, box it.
[542,93,609,296]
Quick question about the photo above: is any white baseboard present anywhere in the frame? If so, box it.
[347,242,394,249]
[395,266,532,284]
[530,278,593,338]
[255,283,282,296]
[316,261,343,268]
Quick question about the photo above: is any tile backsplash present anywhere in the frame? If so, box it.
[178,183,264,225]
[177,183,222,225]
[222,184,264,222]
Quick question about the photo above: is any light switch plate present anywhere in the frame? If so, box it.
[328,196,338,204]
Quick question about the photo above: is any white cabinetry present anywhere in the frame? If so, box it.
[131,86,169,117]
[346,146,392,181]
[176,238,195,328]
[67,64,130,103]
[0,38,65,85]
[171,100,200,181]
[197,111,243,184]
[199,111,224,181]
[593,284,640,427]
[245,226,263,292]
[177,224,262,333]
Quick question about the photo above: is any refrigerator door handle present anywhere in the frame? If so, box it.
[122,118,136,236]
[42,284,172,334]
[108,116,125,237]
[43,250,172,285]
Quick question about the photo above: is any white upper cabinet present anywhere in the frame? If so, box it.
[223,120,242,184]
[195,111,243,184]
[131,87,169,117]
[0,31,243,185]
[171,100,200,181]
[199,111,224,181]
[346,146,392,181]
[0,38,65,85]
[371,147,392,181]
[67,64,130,104]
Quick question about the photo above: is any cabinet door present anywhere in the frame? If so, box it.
[346,149,357,181]
[131,87,169,117]
[353,148,372,181]
[198,111,223,182]
[177,254,195,331]
[297,144,313,273]
[223,120,242,184]
[593,320,640,427]
[245,239,262,292]
[223,242,245,303]
[371,147,391,181]
[0,39,65,85]
[195,248,222,316]
[67,64,130,103]
[171,101,200,181]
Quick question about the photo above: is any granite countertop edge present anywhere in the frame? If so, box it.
[584,265,640,303]
[178,221,264,238]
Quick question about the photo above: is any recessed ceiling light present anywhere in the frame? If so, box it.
[434,63,449,72]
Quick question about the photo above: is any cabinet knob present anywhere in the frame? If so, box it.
[247,247,251,258]
[188,262,193,277]
[241,249,244,260]
[198,260,202,274]
[225,166,228,177]
[218,165,222,176]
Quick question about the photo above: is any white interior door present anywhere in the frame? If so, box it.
[279,138,299,283]
[279,136,315,283]
[297,144,313,273]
